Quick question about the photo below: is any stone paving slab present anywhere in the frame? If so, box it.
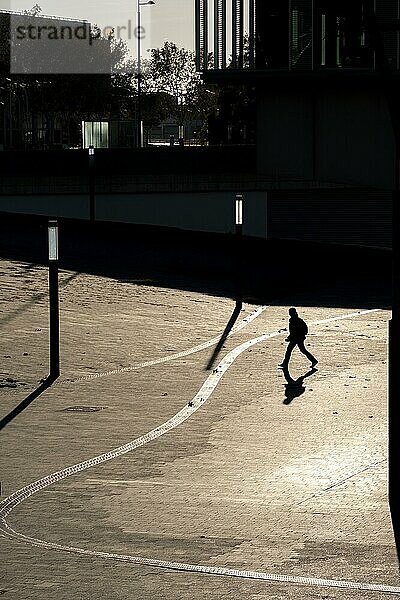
[1,258,399,599]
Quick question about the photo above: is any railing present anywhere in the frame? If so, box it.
[0,172,354,196]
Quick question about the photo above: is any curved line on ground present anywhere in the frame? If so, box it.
[60,305,268,384]
[2,308,398,595]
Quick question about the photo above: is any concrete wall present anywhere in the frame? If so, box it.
[257,89,396,190]
[0,191,268,238]
[267,189,392,248]
[0,195,89,219]
[96,191,268,238]
[0,187,391,247]
[96,192,235,234]
[0,146,256,177]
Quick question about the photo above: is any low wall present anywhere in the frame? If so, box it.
[0,146,256,177]
[0,194,90,220]
[0,191,268,238]
[0,188,392,248]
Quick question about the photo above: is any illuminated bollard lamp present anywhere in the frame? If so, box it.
[235,193,243,235]
[89,145,95,222]
[234,193,243,304]
[48,220,60,379]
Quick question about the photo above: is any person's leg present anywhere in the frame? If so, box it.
[297,340,318,365]
[280,341,296,366]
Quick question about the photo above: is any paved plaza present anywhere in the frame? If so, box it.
[1,258,399,599]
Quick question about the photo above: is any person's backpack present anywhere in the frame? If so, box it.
[298,318,308,337]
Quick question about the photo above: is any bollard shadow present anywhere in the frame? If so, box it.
[281,365,317,405]
[0,374,58,431]
[206,298,243,371]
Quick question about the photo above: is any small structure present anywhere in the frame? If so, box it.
[82,121,137,149]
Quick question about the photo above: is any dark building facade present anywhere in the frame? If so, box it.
[195,0,399,247]
[196,0,399,72]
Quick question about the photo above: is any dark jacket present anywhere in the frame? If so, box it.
[288,316,308,342]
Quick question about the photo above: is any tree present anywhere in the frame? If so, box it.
[22,3,42,16]
[141,91,174,142]
[142,41,219,142]
[144,42,199,128]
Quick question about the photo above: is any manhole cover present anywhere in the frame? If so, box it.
[62,406,107,413]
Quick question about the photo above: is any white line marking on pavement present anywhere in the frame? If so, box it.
[61,305,268,384]
[2,308,398,595]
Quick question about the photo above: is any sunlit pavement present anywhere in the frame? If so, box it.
[1,259,398,599]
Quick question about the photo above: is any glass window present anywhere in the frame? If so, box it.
[314,0,374,68]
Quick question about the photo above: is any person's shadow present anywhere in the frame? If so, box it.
[281,365,317,405]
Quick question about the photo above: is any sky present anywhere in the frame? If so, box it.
[5,0,195,56]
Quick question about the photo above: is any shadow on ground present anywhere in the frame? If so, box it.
[206,299,243,370]
[0,374,58,431]
[0,213,392,310]
[281,365,318,405]
[0,212,397,563]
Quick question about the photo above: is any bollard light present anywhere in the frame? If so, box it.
[235,194,243,226]
[234,194,243,304]
[88,146,95,221]
[48,219,58,261]
[48,219,60,379]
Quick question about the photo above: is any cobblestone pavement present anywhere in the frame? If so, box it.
[1,259,399,599]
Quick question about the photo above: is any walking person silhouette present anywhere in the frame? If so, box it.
[279,308,318,369]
